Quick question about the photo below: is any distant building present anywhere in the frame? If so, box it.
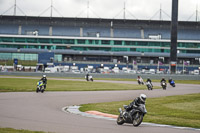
[0,15,199,66]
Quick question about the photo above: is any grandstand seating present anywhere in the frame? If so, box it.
[21,24,49,36]
[0,17,200,40]
[83,27,110,37]
[52,26,80,36]
[143,28,170,39]
[178,29,200,40]
[114,28,141,38]
[0,24,18,35]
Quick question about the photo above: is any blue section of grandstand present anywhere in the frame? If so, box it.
[0,24,18,35]
[52,26,80,36]
[83,27,110,37]
[144,28,170,39]
[1,22,200,40]
[21,24,49,35]
[114,28,141,38]
[38,52,54,64]
[178,29,200,40]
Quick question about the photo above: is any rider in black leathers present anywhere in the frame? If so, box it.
[160,77,166,84]
[125,94,147,112]
[86,73,89,81]
[40,75,47,89]
[146,77,153,88]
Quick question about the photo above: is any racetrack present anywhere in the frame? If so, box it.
[0,77,199,133]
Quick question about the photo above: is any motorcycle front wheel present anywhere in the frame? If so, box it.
[133,112,143,127]
[162,86,166,90]
[116,115,124,125]
[36,87,39,93]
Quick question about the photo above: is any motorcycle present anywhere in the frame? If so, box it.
[146,81,153,90]
[161,81,167,90]
[117,104,147,127]
[85,75,93,81]
[137,79,144,85]
[36,80,45,93]
[169,80,175,87]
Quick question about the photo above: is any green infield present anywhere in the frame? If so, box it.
[0,75,199,84]
[0,78,160,92]
[80,93,200,128]
[0,128,45,133]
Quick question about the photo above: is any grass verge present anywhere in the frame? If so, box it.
[80,93,200,128]
[0,78,160,92]
[0,128,46,133]
[0,75,199,84]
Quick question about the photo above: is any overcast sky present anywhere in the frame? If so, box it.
[0,0,200,21]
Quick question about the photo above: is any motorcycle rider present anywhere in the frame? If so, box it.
[86,73,89,81]
[146,77,153,88]
[160,77,166,84]
[40,75,47,89]
[168,77,173,84]
[137,76,144,85]
[124,94,147,114]
[168,77,175,87]
[160,77,167,87]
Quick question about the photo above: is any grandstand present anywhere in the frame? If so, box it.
[0,15,200,70]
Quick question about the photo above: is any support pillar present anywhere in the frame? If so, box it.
[170,0,178,74]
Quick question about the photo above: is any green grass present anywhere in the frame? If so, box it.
[0,75,199,84]
[80,93,200,128]
[0,78,159,92]
[0,128,46,133]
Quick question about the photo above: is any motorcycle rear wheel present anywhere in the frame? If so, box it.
[133,113,143,127]
[117,115,124,125]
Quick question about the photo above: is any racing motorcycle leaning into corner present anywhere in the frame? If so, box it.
[85,73,94,81]
[146,81,153,90]
[146,77,153,90]
[161,81,167,90]
[168,77,175,87]
[160,77,167,90]
[117,94,147,127]
[36,80,45,93]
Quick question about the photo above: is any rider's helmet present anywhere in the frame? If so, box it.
[162,77,165,80]
[147,77,150,80]
[140,94,147,102]
[43,75,46,78]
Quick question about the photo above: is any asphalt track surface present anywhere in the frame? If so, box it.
[0,77,200,133]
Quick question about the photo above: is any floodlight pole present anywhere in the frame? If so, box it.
[170,0,178,74]
[87,0,89,18]
[124,1,126,20]
[50,0,53,18]
[14,0,17,16]
[196,5,198,22]
[160,4,162,20]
